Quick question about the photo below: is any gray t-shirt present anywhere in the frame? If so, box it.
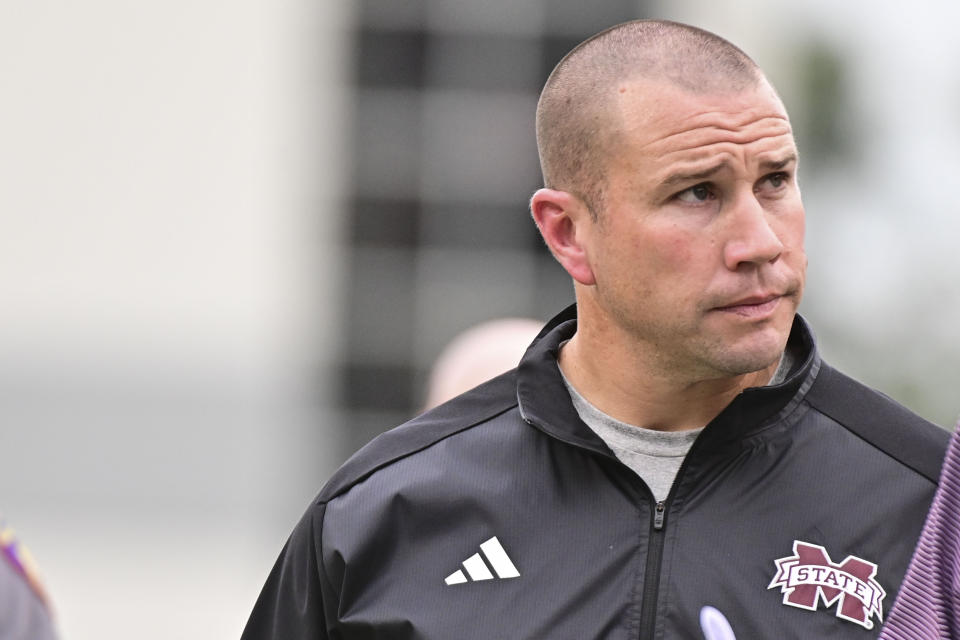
[560,349,796,501]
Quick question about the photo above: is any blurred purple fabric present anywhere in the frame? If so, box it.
[880,426,960,639]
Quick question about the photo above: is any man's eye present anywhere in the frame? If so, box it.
[761,172,789,189]
[677,183,714,203]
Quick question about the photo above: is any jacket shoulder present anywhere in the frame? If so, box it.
[805,362,949,483]
[316,369,519,504]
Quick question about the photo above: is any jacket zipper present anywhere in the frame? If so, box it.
[638,499,667,639]
[537,431,698,637]
[634,424,713,639]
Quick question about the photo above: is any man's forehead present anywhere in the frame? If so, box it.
[611,77,792,150]
[639,122,798,187]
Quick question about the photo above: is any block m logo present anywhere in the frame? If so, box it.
[769,540,886,630]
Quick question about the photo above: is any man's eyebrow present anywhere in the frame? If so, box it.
[657,153,798,191]
[659,162,729,189]
[759,153,798,172]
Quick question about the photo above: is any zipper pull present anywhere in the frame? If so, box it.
[654,501,666,530]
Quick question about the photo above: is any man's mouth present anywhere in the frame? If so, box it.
[713,294,783,318]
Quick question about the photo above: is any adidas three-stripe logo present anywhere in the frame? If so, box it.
[444,536,520,585]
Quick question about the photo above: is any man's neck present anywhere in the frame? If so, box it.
[557,331,780,433]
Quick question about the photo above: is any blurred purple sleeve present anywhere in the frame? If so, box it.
[880,427,960,639]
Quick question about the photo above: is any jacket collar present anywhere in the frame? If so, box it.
[517,304,821,454]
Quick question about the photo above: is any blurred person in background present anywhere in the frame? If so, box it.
[0,517,56,639]
[422,317,543,411]
[241,19,948,638]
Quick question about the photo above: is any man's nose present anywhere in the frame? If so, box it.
[722,193,784,271]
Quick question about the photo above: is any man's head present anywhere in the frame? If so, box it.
[531,20,807,383]
[536,20,762,220]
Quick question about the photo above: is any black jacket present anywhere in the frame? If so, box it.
[243,307,948,639]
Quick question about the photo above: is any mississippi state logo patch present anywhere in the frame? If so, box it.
[768,540,885,630]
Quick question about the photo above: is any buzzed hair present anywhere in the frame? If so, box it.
[536,20,763,219]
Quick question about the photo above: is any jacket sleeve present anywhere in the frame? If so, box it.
[241,503,333,640]
[0,551,58,640]
[879,427,960,638]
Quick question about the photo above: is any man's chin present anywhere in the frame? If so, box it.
[709,327,791,377]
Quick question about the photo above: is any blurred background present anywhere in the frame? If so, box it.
[1,0,957,637]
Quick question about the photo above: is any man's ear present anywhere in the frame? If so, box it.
[529,188,596,286]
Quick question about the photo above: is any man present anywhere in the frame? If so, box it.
[242,20,948,638]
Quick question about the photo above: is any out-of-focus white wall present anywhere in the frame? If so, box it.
[0,1,351,638]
